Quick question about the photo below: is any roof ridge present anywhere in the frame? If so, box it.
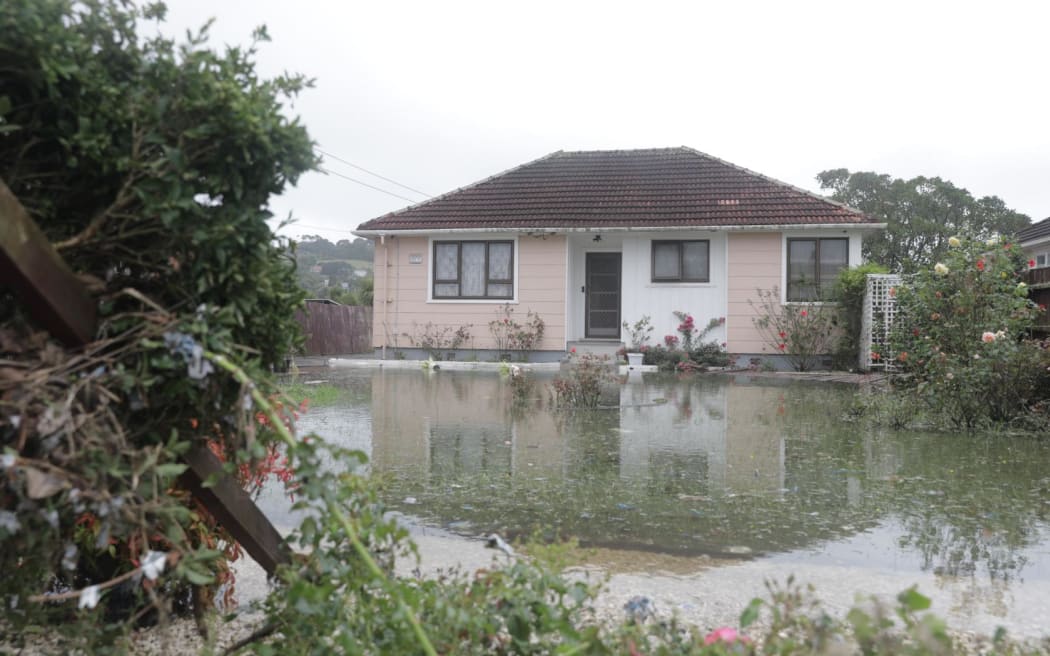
[555,146,687,155]
[357,149,564,229]
[677,146,872,220]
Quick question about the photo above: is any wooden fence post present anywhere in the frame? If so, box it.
[0,178,290,575]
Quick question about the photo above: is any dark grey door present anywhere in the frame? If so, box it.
[585,252,621,338]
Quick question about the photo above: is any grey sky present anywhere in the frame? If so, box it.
[158,0,1049,242]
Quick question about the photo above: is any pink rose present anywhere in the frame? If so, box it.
[704,627,750,646]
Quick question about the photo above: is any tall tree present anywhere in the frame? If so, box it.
[817,169,1031,273]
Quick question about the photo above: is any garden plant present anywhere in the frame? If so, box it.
[645,313,730,372]
[889,236,1050,428]
[750,288,838,371]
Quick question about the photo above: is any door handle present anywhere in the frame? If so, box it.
[581,286,586,293]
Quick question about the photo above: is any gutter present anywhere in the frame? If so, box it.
[353,223,887,238]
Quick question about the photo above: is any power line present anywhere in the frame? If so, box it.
[282,223,360,235]
[318,166,421,204]
[315,147,431,198]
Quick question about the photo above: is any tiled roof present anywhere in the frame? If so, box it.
[1018,217,1050,244]
[357,147,876,231]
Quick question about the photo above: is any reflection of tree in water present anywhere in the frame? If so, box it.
[887,433,1050,582]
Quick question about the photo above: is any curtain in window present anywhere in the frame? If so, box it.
[682,241,708,281]
[653,242,680,279]
[460,242,486,296]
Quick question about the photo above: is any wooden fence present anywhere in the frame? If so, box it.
[296,302,373,355]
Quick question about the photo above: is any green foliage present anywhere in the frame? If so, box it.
[750,288,838,371]
[292,236,374,301]
[622,315,653,351]
[0,0,314,648]
[645,314,729,371]
[889,236,1050,427]
[817,169,1031,273]
[833,262,889,369]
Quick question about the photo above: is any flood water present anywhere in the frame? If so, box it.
[274,368,1050,623]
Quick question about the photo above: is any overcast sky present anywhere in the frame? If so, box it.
[156,0,1049,242]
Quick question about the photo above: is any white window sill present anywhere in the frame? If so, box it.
[645,282,715,289]
[427,298,519,304]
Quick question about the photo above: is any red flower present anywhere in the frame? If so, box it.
[871,351,880,360]
[800,310,808,317]
[570,347,576,353]
[976,258,985,271]
[778,343,786,350]
[912,328,920,336]
[1030,259,1037,269]
[897,352,908,362]
[778,331,786,338]
[1004,243,1013,250]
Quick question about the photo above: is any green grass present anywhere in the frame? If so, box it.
[281,381,344,407]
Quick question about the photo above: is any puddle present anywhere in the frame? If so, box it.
[266,368,1050,636]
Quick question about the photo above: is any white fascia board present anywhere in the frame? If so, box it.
[353,223,887,238]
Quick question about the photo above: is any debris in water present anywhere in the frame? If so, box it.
[485,533,516,558]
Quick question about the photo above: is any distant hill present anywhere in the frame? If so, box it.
[293,236,374,302]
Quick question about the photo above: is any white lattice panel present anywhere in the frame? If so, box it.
[861,274,902,370]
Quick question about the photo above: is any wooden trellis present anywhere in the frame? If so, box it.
[860,273,902,371]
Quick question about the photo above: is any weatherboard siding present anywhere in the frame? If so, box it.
[372,234,567,351]
[726,232,781,355]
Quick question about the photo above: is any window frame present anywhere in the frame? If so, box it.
[785,237,849,302]
[431,239,515,300]
[650,239,711,283]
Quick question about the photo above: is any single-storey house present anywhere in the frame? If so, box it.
[1019,216,1050,333]
[354,147,883,365]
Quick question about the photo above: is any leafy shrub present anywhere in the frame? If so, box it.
[750,288,838,371]
[0,0,313,647]
[644,314,728,372]
[832,262,889,369]
[890,236,1049,427]
[622,315,653,351]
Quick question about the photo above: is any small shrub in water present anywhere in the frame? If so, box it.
[549,351,616,408]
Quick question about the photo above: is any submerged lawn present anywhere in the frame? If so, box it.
[270,368,1050,636]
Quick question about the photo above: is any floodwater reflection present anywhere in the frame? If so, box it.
[289,368,1050,589]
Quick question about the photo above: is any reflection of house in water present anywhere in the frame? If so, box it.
[618,377,786,494]
[369,371,564,477]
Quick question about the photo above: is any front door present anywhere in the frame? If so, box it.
[585,252,621,338]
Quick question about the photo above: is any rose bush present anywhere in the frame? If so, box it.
[890,236,1050,427]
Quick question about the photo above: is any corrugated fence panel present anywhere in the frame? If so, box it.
[295,304,373,355]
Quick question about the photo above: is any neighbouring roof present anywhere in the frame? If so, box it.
[356,147,877,232]
[1018,217,1050,244]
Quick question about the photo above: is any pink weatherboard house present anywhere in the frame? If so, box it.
[354,147,884,365]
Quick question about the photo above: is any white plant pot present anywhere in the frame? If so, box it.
[626,352,644,366]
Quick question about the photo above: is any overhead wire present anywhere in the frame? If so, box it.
[315,146,432,199]
[317,166,422,204]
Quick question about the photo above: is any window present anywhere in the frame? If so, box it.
[433,240,513,299]
[786,238,848,301]
[651,240,709,282]
[1037,253,1048,268]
